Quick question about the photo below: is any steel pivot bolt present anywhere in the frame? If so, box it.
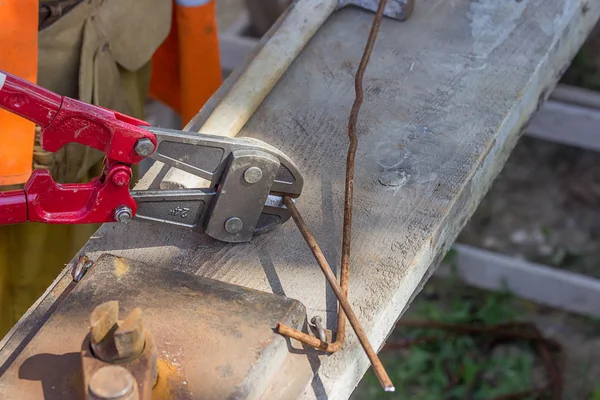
[88,365,139,400]
[111,171,131,187]
[243,166,263,184]
[134,138,155,157]
[224,217,243,233]
[114,206,132,223]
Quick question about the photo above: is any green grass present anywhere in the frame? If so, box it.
[351,273,539,399]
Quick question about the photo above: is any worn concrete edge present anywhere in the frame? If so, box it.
[436,243,600,318]
[318,6,600,400]
[188,2,298,134]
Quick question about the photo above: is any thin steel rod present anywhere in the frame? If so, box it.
[278,197,394,392]
[277,324,332,351]
[337,0,388,349]
[281,0,391,356]
[276,0,392,391]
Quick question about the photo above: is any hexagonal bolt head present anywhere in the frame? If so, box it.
[134,138,155,157]
[89,301,145,363]
[88,365,139,400]
[114,206,132,223]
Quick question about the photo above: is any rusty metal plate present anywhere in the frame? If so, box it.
[0,254,313,399]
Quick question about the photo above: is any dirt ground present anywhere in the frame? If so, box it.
[352,275,600,399]
[456,132,600,399]
[460,136,600,279]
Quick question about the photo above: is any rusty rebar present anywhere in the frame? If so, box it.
[337,0,389,351]
[278,197,394,391]
[276,0,392,391]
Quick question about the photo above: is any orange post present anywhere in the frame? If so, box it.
[0,1,38,186]
[149,0,222,127]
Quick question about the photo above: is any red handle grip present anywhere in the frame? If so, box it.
[0,70,62,127]
[0,190,27,225]
[0,69,156,165]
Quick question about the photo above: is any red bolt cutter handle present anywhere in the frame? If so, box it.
[0,165,137,225]
[0,191,27,225]
[0,70,154,225]
[0,70,155,165]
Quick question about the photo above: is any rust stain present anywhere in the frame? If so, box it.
[51,286,64,298]
[113,258,130,278]
[152,358,189,400]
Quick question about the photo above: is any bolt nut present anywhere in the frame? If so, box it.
[111,171,131,187]
[114,206,132,223]
[224,217,243,234]
[243,166,263,184]
[134,138,155,157]
[90,302,145,363]
[114,307,145,360]
[88,365,138,400]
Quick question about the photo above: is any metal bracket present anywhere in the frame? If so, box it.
[205,149,281,242]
